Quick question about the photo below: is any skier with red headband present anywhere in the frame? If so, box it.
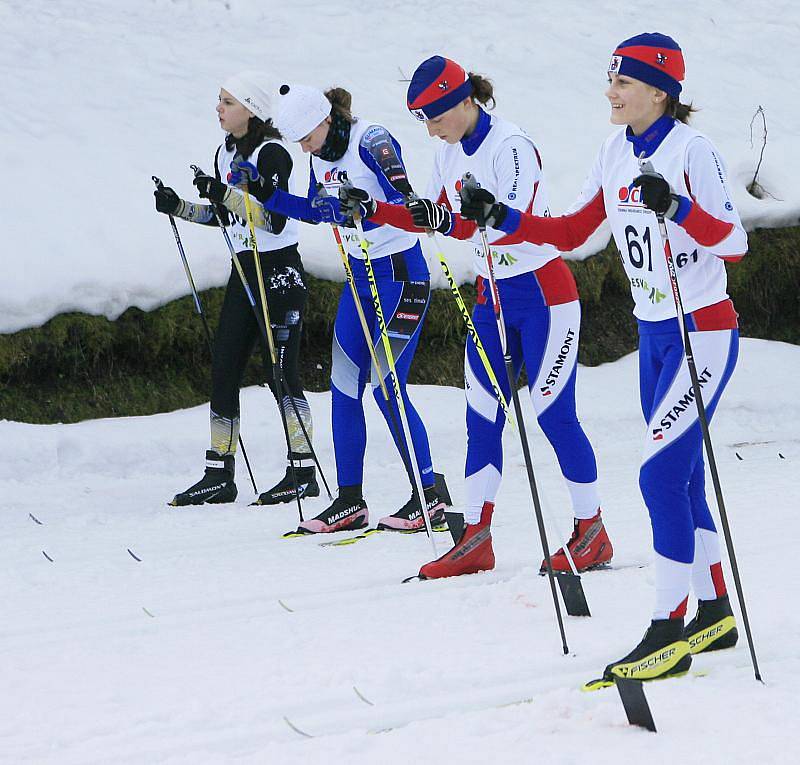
[387,34,746,684]
[340,55,613,581]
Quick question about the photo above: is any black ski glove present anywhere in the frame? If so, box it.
[338,182,377,220]
[631,170,681,219]
[154,185,182,215]
[459,187,508,229]
[193,173,228,204]
[405,198,452,234]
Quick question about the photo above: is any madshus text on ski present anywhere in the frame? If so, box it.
[153,32,756,690]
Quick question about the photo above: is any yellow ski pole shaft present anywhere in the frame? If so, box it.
[238,184,310,520]
[240,188,278,366]
[329,223,392,405]
[352,213,437,556]
[423,229,515,428]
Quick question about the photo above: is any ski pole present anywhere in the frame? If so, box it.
[191,168,332,505]
[152,175,258,495]
[352,213,438,557]
[641,163,762,682]
[464,173,569,653]
[421,228,514,426]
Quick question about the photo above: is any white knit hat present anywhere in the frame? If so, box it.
[275,83,332,142]
[221,71,272,122]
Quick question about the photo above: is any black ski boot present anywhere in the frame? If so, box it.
[684,594,738,654]
[170,450,237,506]
[252,465,320,506]
[377,473,451,531]
[289,487,368,534]
[601,618,692,684]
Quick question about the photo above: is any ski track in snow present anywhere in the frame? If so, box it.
[2,0,799,333]
[1,339,798,763]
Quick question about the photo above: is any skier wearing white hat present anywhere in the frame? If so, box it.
[154,72,319,508]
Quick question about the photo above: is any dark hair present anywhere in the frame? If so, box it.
[468,72,496,110]
[225,116,282,159]
[666,95,697,124]
[324,87,357,123]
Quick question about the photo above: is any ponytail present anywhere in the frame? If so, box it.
[468,72,496,110]
[324,87,357,123]
[666,96,697,124]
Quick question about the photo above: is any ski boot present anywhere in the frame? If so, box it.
[377,473,451,531]
[418,501,495,579]
[684,593,738,654]
[291,489,368,534]
[541,509,613,573]
[601,618,692,684]
[170,450,237,506]
[252,465,320,506]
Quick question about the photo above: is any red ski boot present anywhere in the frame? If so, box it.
[541,510,613,574]
[418,502,495,579]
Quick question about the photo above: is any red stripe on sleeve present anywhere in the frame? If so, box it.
[512,188,607,251]
[492,181,538,246]
[680,201,735,247]
[370,200,419,232]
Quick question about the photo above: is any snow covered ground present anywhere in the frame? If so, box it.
[3,0,799,333]
[2,338,797,763]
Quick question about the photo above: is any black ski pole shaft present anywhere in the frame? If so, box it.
[462,172,569,648]
[152,175,258,495]
[655,210,762,682]
[478,227,569,654]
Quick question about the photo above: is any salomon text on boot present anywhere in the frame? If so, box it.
[170,450,237,506]
[253,464,319,506]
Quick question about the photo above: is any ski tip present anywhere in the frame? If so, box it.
[282,529,311,539]
[581,677,614,692]
[402,574,425,584]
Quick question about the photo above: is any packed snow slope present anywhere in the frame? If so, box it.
[3,0,799,333]
[1,338,797,763]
